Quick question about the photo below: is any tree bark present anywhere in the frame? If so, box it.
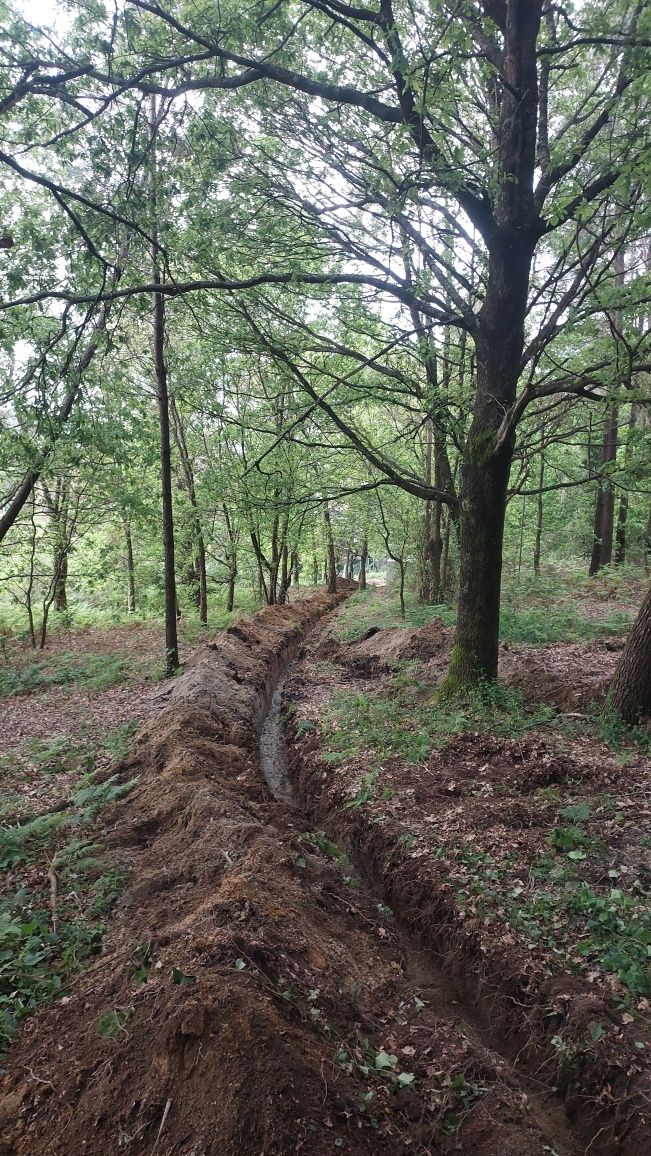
[170,395,208,624]
[589,402,619,575]
[609,584,651,722]
[447,237,536,685]
[359,536,368,591]
[533,452,545,576]
[446,0,543,685]
[324,505,337,594]
[150,95,179,675]
[222,503,238,612]
[124,517,136,613]
[279,540,289,604]
[614,402,639,566]
[41,479,70,618]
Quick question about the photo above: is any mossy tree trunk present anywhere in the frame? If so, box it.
[609,584,651,722]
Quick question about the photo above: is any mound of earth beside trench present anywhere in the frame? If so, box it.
[0,592,360,1156]
[320,612,624,712]
[0,589,589,1156]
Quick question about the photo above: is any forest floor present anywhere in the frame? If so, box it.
[0,573,649,1154]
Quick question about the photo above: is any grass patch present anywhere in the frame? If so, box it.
[335,589,631,648]
[0,773,137,1052]
[335,590,455,643]
[322,674,556,769]
[499,605,631,645]
[0,651,129,698]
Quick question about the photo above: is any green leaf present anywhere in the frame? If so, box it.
[171,967,196,986]
[397,1071,415,1086]
[560,802,591,822]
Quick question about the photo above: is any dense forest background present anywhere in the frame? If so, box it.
[0,0,649,685]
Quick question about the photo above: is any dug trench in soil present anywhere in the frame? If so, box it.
[283,605,651,1155]
[0,584,582,1156]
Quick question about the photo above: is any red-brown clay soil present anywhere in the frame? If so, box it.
[0,588,647,1155]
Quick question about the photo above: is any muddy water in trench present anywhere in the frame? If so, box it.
[258,676,581,1156]
[259,678,295,802]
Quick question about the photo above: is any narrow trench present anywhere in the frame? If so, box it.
[258,666,582,1156]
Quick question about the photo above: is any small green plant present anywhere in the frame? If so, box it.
[0,652,129,699]
[299,831,348,861]
[550,825,593,856]
[97,1006,133,1036]
[103,721,139,762]
[295,719,315,736]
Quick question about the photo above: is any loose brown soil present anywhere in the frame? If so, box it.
[285,606,651,1154]
[1,588,648,1155]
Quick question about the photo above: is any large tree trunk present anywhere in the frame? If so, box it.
[445,1,542,686]
[447,238,535,686]
[609,584,651,722]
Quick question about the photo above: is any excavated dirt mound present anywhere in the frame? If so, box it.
[0,592,358,1156]
[0,588,560,1156]
[322,617,624,712]
[317,619,451,678]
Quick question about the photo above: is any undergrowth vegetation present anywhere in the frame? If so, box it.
[0,651,130,698]
[322,677,557,765]
[336,576,634,647]
[0,725,139,1052]
[310,578,650,1005]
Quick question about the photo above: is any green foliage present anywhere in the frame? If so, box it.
[336,591,456,643]
[550,825,595,856]
[322,676,555,769]
[102,720,139,763]
[0,888,106,1052]
[499,605,631,645]
[97,1006,133,1037]
[0,652,129,698]
[298,830,348,861]
[0,811,69,870]
[0,771,137,1052]
[450,832,650,997]
[567,883,651,995]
